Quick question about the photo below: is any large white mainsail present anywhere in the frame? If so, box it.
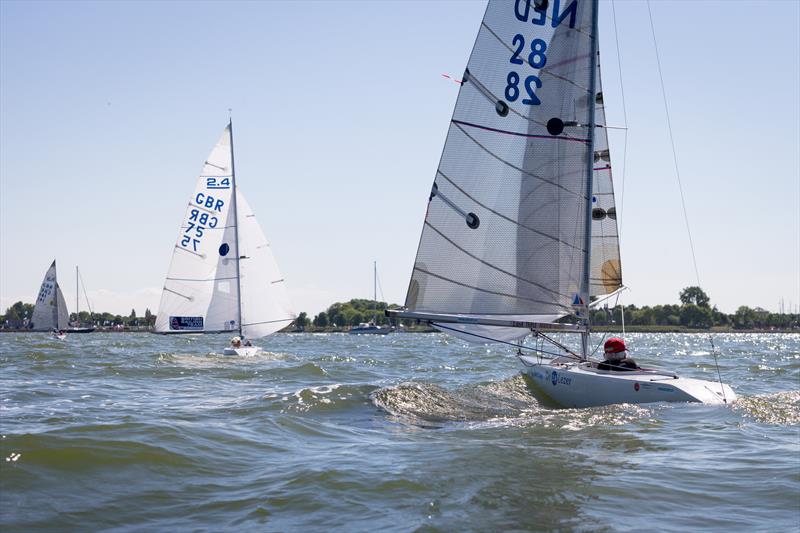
[155,123,293,337]
[31,260,69,331]
[398,0,609,342]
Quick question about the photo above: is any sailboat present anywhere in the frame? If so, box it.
[386,0,735,407]
[67,266,96,333]
[349,261,394,335]
[154,121,295,356]
[31,260,69,334]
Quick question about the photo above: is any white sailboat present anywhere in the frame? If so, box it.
[386,0,735,407]
[349,261,394,335]
[154,121,295,356]
[31,259,69,334]
[67,266,96,333]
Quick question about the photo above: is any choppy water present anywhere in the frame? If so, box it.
[1,332,798,531]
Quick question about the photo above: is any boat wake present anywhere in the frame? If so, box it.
[371,376,541,424]
[733,390,800,425]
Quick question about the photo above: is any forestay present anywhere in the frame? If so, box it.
[31,260,69,331]
[403,0,609,341]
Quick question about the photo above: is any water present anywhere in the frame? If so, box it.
[1,332,798,531]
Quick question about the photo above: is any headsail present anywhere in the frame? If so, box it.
[236,190,295,338]
[31,260,69,330]
[590,63,622,297]
[402,0,599,342]
[155,126,241,334]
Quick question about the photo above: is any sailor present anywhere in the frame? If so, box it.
[230,336,242,349]
[598,337,639,371]
[243,339,252,347]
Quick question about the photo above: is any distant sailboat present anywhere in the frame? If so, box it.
[349,261,393,335]
[67,266,95,333]
[387,0,734,407]
[154,121,295,356]
[31,260,69,332]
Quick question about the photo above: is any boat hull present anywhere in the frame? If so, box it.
[222,346,260,356]
[66,327,95,333]
[520,356,736,408]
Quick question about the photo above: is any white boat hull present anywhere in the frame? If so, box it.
[520,356,736,408]
[223,346,260,356]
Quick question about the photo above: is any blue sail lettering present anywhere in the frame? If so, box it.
[514,0,553,26]
[552,0,577,29]
[513,0,531,22]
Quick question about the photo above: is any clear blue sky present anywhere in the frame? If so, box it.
[1,0,798,317]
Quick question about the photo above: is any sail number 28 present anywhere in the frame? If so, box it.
[506,35,547,105]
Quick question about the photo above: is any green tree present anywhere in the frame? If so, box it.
[313,311,328,328]
[295,312,308,331]
[680,304,713,328]
[733,306,756,329]
[679,286,710,308]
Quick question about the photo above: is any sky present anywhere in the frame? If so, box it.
[1,0,798,317]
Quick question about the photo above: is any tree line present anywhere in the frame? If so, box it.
[1,302,156,329]
[3,286,798,331]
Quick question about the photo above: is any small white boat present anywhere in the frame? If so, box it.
[349,322,393,335]
[386,0,735,408]
[222,345,260,357]
[154,120,295,355]
[52,331,67,341]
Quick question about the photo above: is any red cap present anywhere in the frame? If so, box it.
[604,337,627,354]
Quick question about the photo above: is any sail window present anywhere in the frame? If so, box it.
[607,207,617,220]
[547,117,564,135]
[534,0,548,9]
[495,100,509,117]
[466,212,480,229]
[592,208,607,220]
[219,243,230,256]
[595,91,604,104]
[594,149,610,162]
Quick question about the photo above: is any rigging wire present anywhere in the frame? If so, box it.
[430,322,583,361]
[646,0,701,286]
[611,0,630,222]
[646,1,727,403]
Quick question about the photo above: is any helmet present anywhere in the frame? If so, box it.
[604,338,627,360]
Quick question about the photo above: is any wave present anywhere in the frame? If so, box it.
[733,390,800,425]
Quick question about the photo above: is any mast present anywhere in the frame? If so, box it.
[228,119,244,337]
[76,266,79,320]
[373,261,377,323]
[581,0,601,359]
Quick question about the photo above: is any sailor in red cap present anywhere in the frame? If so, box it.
[598,337,640,371]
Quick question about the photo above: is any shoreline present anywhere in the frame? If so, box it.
[1,327,797,334]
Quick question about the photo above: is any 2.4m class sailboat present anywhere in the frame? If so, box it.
[386,0,735,407]
[154,121,295,356]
